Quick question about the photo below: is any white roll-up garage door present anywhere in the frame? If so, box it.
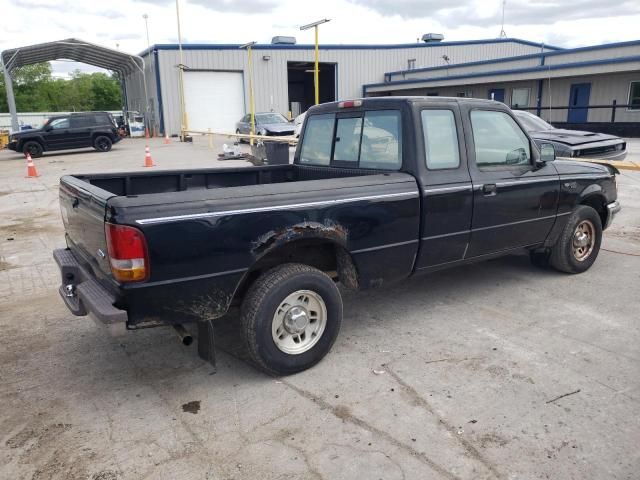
[183,71,245,132]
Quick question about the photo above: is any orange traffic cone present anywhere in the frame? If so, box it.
[25,153,40,178]
[163,133,171,145]
[145,127,150,139]
[143,145,155,167]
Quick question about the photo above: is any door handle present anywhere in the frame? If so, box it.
[482,184,497,196]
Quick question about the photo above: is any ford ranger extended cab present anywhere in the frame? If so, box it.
[54,97,620,375]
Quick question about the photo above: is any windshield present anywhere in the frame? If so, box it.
[513,110,553,132]
[256,113,288,124]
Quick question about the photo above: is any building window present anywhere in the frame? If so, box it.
[511,88,530,108]
[456,91,472,98]
[407,59,416,70]
[629,81,640,110]
[427,92,439,96]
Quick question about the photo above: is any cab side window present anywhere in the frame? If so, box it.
[470,110,531,167]
[359,111,402,170]
[421,109,460,170]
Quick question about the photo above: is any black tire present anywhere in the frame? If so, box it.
[93,135,112,152]
[241,263,343,375]
[236,129,245,144]
[550,205,602,274]
[22,141,43,158]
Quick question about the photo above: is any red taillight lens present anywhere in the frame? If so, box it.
[105,223,149,282]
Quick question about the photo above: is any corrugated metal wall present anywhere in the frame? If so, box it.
[125,40,547,135]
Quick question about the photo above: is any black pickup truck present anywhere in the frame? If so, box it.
[54,97,620,375]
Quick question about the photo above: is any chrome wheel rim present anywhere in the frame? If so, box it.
[271,290,327,355]
[572,219,595,262]
[97,139,109,151]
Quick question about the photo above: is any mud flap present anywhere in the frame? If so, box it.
[197,320,217,373]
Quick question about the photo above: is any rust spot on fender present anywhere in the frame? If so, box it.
[252,220,348,256]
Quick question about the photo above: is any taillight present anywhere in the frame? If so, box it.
[105,223,149,282]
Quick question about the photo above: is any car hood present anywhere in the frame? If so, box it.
[263,123,295,133]
[530,129,620,146]
[11,127,44,137]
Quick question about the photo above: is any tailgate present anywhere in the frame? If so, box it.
[59,175,114,281]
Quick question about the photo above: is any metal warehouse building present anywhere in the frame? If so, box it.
[123,38,558,136]
[364,40,640,135]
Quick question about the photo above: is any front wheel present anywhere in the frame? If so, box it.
[550,205,602,273]
[93,135,112,152]
[241,263,343,375]
[22,141,43,158]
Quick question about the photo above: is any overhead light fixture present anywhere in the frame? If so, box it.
[300,18,330,30]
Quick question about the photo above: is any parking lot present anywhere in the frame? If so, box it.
[1,137,639,480]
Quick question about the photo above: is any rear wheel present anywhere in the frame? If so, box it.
[241,263,342,375]
[93,135,112,152]
[236,129,245,144]
[22,141,43,158]
[550,205,602,273]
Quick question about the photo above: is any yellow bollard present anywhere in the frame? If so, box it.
[208,128,213,149]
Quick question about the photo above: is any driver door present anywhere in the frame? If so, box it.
[465,108,559,257]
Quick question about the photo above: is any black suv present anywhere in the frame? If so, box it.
[8,112,121,158]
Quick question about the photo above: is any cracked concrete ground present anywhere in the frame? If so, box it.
[1,137,639,480]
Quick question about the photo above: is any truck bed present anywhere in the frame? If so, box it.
[75,164,378,197]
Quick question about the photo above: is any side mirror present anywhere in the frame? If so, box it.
[44,125,53,132]
[540,143,556,162]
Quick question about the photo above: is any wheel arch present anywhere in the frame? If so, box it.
[232,228,359,306]
[19,137,45,152]
[578,191,607,227]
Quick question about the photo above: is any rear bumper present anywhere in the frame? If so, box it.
[53,248,128,324]
[605,200,621,230]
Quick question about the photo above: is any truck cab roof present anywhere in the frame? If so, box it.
[308,96,506,114]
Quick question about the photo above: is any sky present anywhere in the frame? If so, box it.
[2,0,639,77]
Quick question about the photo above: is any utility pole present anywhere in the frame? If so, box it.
[175,0,188,140]
[239,42,257,146]
[300,19,330,105]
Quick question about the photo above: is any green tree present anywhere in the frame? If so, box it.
[0,62,122,113]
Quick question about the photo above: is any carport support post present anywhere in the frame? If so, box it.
[2,57,19,132]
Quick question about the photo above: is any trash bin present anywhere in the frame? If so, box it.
[265,141,290,165]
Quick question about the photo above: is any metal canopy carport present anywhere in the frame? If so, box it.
[1,38,147,132]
